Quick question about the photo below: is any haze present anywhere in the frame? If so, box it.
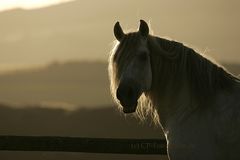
[0,0,239,72]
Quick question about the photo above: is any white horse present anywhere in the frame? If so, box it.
[108,20,240,160]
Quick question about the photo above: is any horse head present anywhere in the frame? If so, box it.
[113,20,152,113]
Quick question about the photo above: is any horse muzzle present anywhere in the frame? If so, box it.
[116,82,141,113]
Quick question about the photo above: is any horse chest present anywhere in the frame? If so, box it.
[164,114,220,160]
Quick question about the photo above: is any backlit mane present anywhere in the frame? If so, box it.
[147,36,240,107]
[109,33,240,125]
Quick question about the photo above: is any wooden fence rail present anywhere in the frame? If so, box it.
[0,136,167,155]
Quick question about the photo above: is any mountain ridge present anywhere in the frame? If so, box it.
[0,61,112,109]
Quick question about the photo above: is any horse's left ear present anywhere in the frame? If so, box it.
[139,20,149,37]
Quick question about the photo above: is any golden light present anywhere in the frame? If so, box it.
[0,0,74,12]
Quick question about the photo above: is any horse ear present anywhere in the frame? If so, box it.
[139,20,149,37]
[114,21,125,41]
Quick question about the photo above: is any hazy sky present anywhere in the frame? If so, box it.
[0,0,239,72]
[0,0,73,11]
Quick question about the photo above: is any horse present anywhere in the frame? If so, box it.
[108,20,240,160]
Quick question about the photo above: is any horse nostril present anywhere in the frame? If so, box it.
[116,86,133,102]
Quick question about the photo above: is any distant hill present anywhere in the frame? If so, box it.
[0,61,112,109]
[0,61,239,109]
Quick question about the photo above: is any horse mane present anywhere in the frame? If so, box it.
[147,36,240,107]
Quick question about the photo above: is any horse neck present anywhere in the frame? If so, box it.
[147,36,238,131]
[149,76,195,130]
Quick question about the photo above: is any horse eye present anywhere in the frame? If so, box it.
[138,52,147,61]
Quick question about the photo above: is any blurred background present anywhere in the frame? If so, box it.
[0,0,239,159]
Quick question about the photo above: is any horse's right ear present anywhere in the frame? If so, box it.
[139,20,149,37]
[114,22,125,41]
